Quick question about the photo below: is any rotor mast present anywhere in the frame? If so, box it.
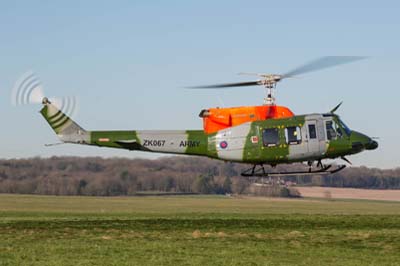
[258,74,282,105]
[264,84,275,105]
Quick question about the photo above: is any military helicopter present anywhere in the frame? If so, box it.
[12,57,378,177]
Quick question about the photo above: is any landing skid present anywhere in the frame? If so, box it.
[241,163,346,177]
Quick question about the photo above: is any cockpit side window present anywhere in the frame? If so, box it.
[326,121,337,140]
[326,119,345,140]
[336,117,352,136]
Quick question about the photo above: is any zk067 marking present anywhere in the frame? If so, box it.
[143,140,166,147]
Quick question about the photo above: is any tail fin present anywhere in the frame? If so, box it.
[40,97,89,144]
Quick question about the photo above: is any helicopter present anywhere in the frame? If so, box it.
[12,57,378,177]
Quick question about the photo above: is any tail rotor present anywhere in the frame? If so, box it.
[11,71,78,118]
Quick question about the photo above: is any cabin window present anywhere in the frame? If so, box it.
[285,126,302,144]
[262,128,279,147]
[308,124,317,139]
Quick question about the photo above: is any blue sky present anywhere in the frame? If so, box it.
[1,1,399,168]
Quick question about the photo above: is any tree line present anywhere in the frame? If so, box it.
[0,156,399,196]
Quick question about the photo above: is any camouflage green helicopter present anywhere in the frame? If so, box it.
[13,57,378,177]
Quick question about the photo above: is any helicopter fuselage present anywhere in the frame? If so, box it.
[41,99,376,166]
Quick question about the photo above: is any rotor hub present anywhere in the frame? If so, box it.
[42,97,51,105]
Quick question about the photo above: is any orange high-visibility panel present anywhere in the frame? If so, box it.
[200,105,294,134]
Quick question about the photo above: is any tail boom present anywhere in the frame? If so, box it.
[40,100,208,156]
[90,130,208,156]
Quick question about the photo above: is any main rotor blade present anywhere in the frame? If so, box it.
[188,81,260,89]
[238,72,264,77]
[283,56,367,78]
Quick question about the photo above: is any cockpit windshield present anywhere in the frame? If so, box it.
[336,116,352,136]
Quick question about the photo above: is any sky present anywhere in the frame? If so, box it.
[0,1,399,168]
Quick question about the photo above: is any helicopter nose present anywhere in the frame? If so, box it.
[350,131,378,152]
[365,139,378,150]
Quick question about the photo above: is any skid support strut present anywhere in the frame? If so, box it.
[241,163,346,177]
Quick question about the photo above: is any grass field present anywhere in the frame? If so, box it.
[1,194,400,265]
[297,186,400,201]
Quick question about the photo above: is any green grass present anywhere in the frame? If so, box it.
[1,194,400,265]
